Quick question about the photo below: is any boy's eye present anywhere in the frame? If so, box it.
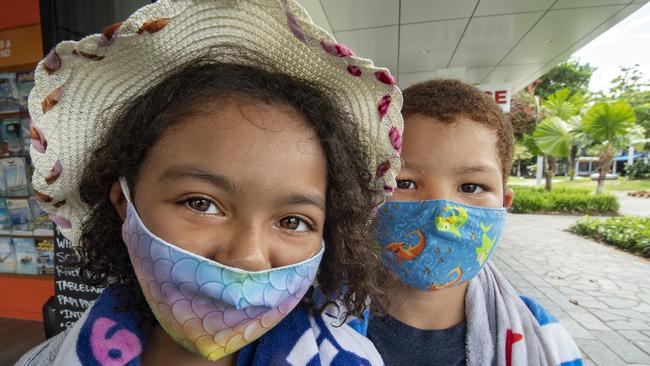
[396,180,416,190]
[278,216,313,232]
[185,198,221,215]
[459,184,485,194]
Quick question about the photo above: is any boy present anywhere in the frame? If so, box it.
[369,79,583,366]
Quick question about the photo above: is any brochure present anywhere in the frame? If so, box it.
[0,73,19,113]
[21,118,31,154]
[36,238,54,275]
[14,237,38,275]
[0,198,10,234]
[0,119,8,157]
[16,72,35,111]
[29,198,54,236]
[2,119,23,155]
[0,163,5,196]
[7,198,33,234]
[0,237,15,273]
[1,157,29,196]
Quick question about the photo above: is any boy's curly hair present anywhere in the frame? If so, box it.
[402,79,514,184]
[76,57,386,326]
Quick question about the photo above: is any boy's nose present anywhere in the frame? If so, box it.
[215,225,272,272]
[421,185,454,201]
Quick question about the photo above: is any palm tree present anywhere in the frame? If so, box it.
[534,117,571,190]
[533,88,583,190]
[565,114,591,180]
[543,88,583,120]
[582,101,637,193]
[513,142,533,177]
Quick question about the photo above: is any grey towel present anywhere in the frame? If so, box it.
[15,330,68,366]
[465,262,582,366]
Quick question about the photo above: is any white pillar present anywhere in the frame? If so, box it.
[536,155,544,186]
[575,159,580,177]
[613,160,617,175]
[628,146,635,166]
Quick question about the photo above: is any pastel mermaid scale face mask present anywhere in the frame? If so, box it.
[119,179,323,361]
[376,200,506,291]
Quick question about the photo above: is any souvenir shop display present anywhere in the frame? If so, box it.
[0,72,55,276]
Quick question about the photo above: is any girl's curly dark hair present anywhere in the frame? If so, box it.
[76,56,387,326]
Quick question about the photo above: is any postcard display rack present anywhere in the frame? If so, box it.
[0,71,103,327]
[0,72,56,278]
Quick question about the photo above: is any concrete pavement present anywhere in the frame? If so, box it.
[494,214,650,366]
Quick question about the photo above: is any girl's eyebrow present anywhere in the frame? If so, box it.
[160,165,325,211]
[160,165,239,194]
[274,193,326,212]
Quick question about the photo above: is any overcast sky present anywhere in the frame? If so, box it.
[571,2,650,93]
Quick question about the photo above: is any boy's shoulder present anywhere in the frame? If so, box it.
[519,295,558,326]
[519,295,583,366]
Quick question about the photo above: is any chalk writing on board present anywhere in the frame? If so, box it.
[50,228,103,334]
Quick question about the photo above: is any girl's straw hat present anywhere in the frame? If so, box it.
[28,0,403,244]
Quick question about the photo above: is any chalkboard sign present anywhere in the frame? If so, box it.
[52,228,102,332]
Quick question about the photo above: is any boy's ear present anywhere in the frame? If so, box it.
[110,181,128,221]
[504,188,514,209]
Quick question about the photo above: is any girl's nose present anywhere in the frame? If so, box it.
[216,224,272,271]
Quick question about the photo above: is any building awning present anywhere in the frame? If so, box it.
[613,152,648,161]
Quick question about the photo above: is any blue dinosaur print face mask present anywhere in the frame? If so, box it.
[376,200,506,291]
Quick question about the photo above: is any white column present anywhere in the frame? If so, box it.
[628,146,635,166]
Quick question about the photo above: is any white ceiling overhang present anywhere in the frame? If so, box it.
[297,0,648,91]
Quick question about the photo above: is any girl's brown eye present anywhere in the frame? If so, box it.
[185,198,220,214]
[279,216,312,232]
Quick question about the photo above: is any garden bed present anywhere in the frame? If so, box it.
[508,177,650,192]
[569,216,650,257]
[510,186,619,215]
[627,190,650,198]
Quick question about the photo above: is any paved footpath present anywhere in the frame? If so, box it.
[616,193,650,217]
[493,214,650,366]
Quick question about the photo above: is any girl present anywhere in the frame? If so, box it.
[18,1,402,365]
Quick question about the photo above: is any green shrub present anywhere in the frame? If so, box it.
[510,188,549,213]
[588,194,620,213]
[510,186,619,214]
[570,216,650,257]
[624,159,650,180]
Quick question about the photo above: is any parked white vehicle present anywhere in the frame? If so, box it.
[589,173,619,180]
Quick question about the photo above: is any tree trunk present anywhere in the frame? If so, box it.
[544,155,556,191]
[568,144,578,181]
[596,148,613,194]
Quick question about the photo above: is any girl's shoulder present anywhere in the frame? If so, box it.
[17,287,143,366]
[239,303,383,366]
[15,329,69,366]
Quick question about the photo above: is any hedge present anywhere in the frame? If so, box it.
[510,186,619,215]
[570,216,650,257]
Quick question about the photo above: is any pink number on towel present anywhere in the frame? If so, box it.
[90,317,142,366]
